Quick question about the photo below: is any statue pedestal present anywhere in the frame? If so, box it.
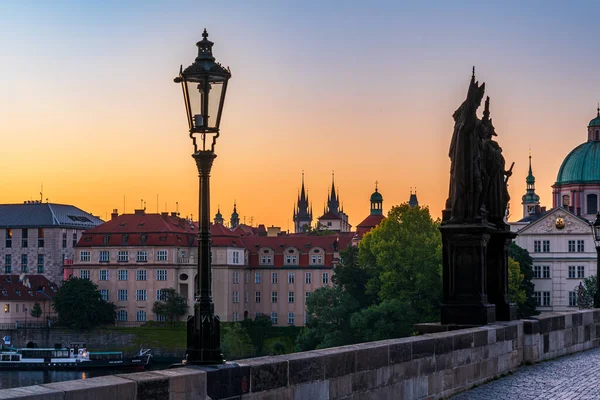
[440,223,496,325]
[487,228,518,321]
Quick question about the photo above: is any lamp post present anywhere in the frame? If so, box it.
[175,29,231,365]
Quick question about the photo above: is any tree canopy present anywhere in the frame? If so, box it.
[508,242,538,318]
[152,288,188,325]
[53,277,115,329]
[30,303,42,319]
[297,203,442,351]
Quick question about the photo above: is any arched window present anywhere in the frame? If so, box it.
[136,310,146,322]
[587,194,598,214]
[117,310,127,321]
[562,194,570,207]
[596,130,599,141]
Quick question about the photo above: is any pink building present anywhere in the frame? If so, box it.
[71,209,352,326]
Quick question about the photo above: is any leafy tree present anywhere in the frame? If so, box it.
[296,286,359,351]
[508,257,526,308]
[358,204,442,320]
[509,243,538,317]
[221,323,254,360]
[241,314,273,355]
[30,302,42,319]
[350,299,418,342]
[53,277,115,329]
[332,246,376,309]
[578,276,597,309]
[152,288,188,326]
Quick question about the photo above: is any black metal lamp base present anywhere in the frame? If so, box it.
[185,314,224,365]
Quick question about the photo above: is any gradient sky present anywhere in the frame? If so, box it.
[2,1,600,229]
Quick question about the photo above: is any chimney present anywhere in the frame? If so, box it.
[171,212,178,217]
[134,209,145,216]
[111,209,119,220]
[161,212,169,216]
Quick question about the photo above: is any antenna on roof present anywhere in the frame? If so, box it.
[140,199,143,209]
[40,184,43,202]
[176,202,179,216]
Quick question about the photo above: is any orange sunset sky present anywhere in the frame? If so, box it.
[2,1,600,229]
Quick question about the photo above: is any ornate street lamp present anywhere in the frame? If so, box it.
[175,29,231,365]
[591,212,600,308]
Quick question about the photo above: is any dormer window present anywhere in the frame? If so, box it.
[140,234,148,245]
[122,234,129,245]
[15,290,20,296]
[103,235,110,245]
[1,290,7,296]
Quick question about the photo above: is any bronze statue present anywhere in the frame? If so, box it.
[447,68,486,222]
[446,69,512,226]
[479,97,512,226]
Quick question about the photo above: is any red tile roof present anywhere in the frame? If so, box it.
[0,275,58,301]
[242,234,352,253]
[355,214,385,238]
[318,211,343,220]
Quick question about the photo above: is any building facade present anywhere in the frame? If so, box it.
[0,275,58,324]
[0,202,103,285]
[71,209,351,326]
[511,111,600,311]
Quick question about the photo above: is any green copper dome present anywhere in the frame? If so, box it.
[370,189,383,202]
[589,116,600,127]
[556,141,600,185]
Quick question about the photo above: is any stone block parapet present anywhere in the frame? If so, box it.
[2,310,600,400]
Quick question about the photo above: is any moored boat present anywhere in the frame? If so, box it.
[0,344,151,371]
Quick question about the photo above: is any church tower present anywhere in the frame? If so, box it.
[327,172,340,214]
[370,182,383,215]
[230,201,240,228]
[408,188,419,208]
[214,207,224,225]
[522,152,540,218]
[293,172,313,233]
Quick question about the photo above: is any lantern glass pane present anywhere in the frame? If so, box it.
[186,79,205,130]
[595,225,600,241]
[207,82,223,130]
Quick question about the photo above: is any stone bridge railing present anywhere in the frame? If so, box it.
[3,309,600,400]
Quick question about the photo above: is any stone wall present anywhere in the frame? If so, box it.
[0,328,138,352]
[3,309,600,400]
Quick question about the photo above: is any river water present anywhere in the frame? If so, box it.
[0,364,169,390]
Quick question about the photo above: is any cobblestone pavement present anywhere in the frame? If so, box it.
[452,347,600,399]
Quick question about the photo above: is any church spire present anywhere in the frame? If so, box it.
[328,171,340,214]
[293,172,312,232]
[522,150,540,218]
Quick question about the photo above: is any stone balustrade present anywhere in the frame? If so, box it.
[3,309,600,400]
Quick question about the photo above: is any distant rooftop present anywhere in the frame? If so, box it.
[0,203,103,229]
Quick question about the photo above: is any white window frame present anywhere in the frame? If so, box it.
[288,291,294,303]
[80,251,91,262]
[322,272,329,284]
[100,289,109,301]
[99,270,109,281]
[117,289,128,301]
[136,251,147,262]
[272,272,278,284]
[271,312,278,325]
[272,291,277,303]
[136,270,147,281]
[118,250,129,262]
[157,270,167,281]
[233,291,239,303]
[118,270,128,281]
[136,289,147,301]
[305,272,312,284]
[157,250,168,261]
[288,312,294,325]
[136,310,146,322]
[255,291,261,303]
[99,251,109,263]
[288,273,295,284]
[80,269,90,280]
[233,272,239,284]
[255,272,261,284]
